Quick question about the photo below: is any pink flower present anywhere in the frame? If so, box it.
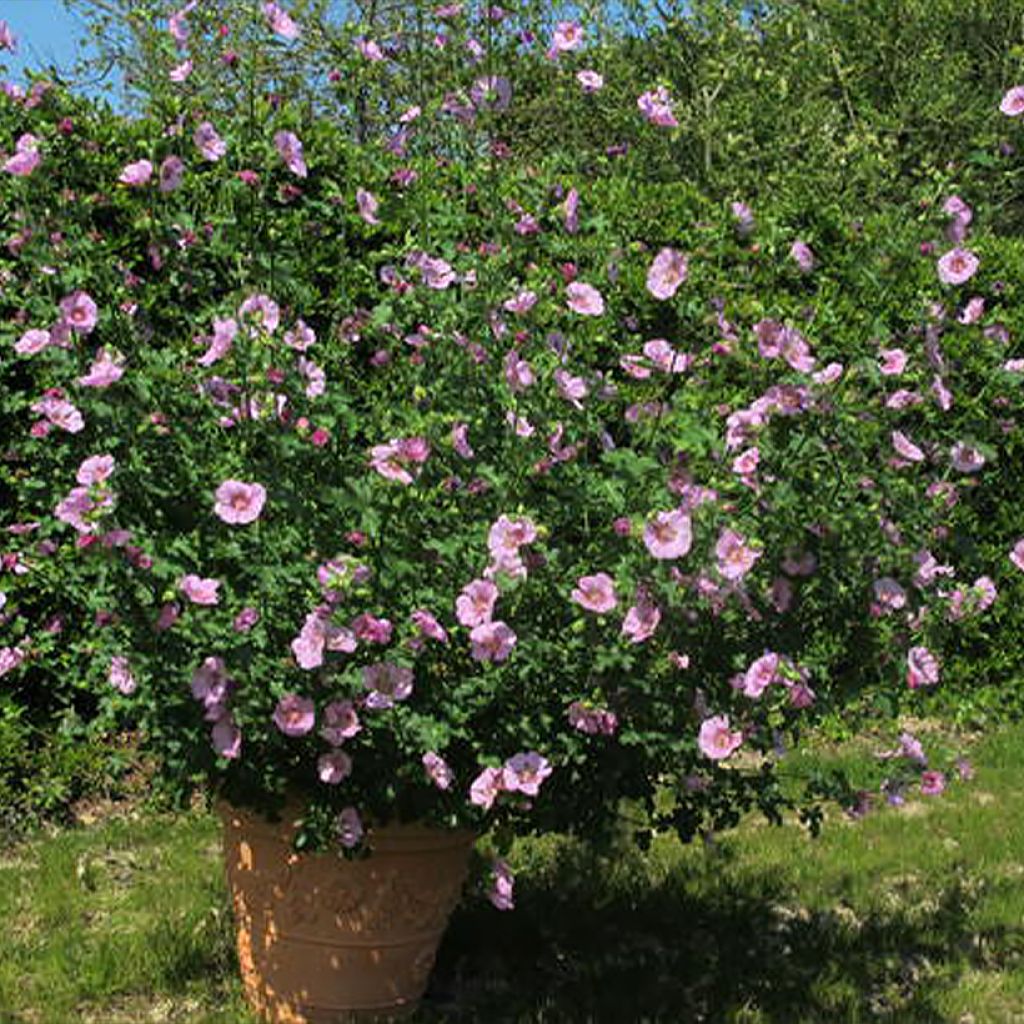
[356,37,384,61]
[0,646,25,678]
[369,440,414,484]
[920,770,946,797]
[503,290,537,315]
[469,766,506,809]
[566,281,605,316]
[198,317,238,366]
[503,751,552,796]
[571,573,617,614]
[879,349,907,375]
[567,702,618,735]
[715,529,761,581]
[958,297,985,324]
[554,369,588,407]
[698,715,743,760]
[336,807,363,848]
[363,661,414,709]
[3,134,40,176]
[214,480,266,525]
[872,577,907,613]
[470,75,512,112]
[321,700,361,745]
[0,20,16,52]
[504,350,535,392]
[118,159,153,186]
[60,291,98,333]
[211,715,242,759]
[643,509,692,560]
[950,442,985,473]
[159,155,185,193]
[551,20,583,52]
[937,248,979,286]
[284,319,315,351]
[351,613,393,644]
[298,356,326,398]
[418,255,456,289]
[32,394,85,433]
[469,620,517,662]
[273,693,315,736]
[742,653,779,698]
[356,187,380,224]
[180,575,220,605]
[78,348,124,388]
[274,130,307,177]
[238,293,280,334]
[234,607,259,632]
[14,329,51,356]
[488,858,515,910]
[790,240,815,273]
[108,656,137,695]
[1010,539,1024,573]
[423,751,454,790]
[577,69,604,92]
[194,121,227,162]
[169,59,192,82]
[621,596,661,643]
[1000,85,1024,116]
[646,247,688,300]
[77,454,115,486]
[452,422,474,458]
[55,487,97,533]
[318,750,353,784]
[263,1,301,39]
[637,86,677,127]
[907,646,940,689]
[891,430,925,463]
[411,609,448,643]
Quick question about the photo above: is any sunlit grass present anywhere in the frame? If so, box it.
[3,723,1024,1022]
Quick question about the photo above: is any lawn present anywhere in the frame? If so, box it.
[3,723,1024,1023]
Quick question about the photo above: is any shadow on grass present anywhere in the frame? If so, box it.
[420,839,1014,1024]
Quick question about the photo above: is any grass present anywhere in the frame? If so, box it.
[3,725,1024,1023]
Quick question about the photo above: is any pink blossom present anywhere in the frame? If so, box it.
[742,653,779,698]
[59,290,98,333]
[214,480,266,525]
[646,247,688,300]
[198,317,238,366]
[715,529,761,581]
[577,69,604,92]
[351,613,393,644]
[503,751,552,796]
[55,487,97,532]
[263,1,301,39]
[503,290,537,315]
[564,188,580,233]
[937,248,979,286]
[194,121,227,162]
[77,454,115,486]
[504,350,535,392]
[234,607,259,632]
[891,430,926,463]
[567,702,618,735]
[32,394,84,433]
[168,1,196,46]
[732,201,755,236]
[698,715,743,760]
[363,661,414,709]
[950,442,985,473]
[14,329,51,356]
[273,693,315,736]
[1010,539,1024,573]
[336,807,364,848]
[566,281,605,316]
[920,770,946,797]
[621,596,661,643]
[118,159,153,186]
[169,59,192,82]
[637,86,677,127]
[958,297,985,324]
[411,609,448,643]
[1000,86,1024,116]
[191,659,232,715]
[487,515,537,569]
[284,319,315,351]
[108,656,137,695]
[452,422,474,458]
[159,155,185,192]
[879,349,907,375]
[886,389,923,410]
[298,356,326,398]
[3,134,40,176]
[422,751,454,790]
[469,766,506,809]
[571,573,617,614]
[872,577,907,613]
[321,700,361,745]
[790,240,815,273]
[551,20,583,51]
[369,440,414,485]
[0,646,25,678]
[78,348,124,388]
[554,369,588,407]
[0,20,16,52]
[356,187,380,224]
[238,293,280,334]
[212,716,242,759]
[418,255,456,289]
[907,646,940,689]
[469,620,517,662]
[355,37,384,61]
[274,130,307,177]
[643,509,692,560]
[180,575,220,605]
[318,750,353,784]
[732,447,759,476]
[470,75,512,112]
[488,859,515,910]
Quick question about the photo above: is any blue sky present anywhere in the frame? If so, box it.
[1,0,121,100]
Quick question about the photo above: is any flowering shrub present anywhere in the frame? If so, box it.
[1,4,1023,894]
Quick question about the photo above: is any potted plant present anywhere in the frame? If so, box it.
[1,3,1019,1021]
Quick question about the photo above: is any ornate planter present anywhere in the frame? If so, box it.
[219,802,475,1023]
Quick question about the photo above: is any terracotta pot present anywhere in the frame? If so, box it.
[219,802,475,1023]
